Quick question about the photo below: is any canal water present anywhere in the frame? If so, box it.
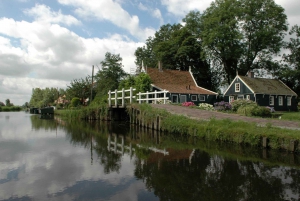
[1,112,300,201]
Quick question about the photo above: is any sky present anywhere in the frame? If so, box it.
[0,0,299,106]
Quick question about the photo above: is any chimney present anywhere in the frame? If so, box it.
[248,71,254,78]
[158,61,163,72]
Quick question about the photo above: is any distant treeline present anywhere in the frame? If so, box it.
[0,106,22,112]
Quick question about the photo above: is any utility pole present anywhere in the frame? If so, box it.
[90,65,94,105]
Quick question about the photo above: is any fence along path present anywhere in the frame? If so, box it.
[108,87,169,107]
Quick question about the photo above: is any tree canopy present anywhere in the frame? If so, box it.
[200,0,288,84]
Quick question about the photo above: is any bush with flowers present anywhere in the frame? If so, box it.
[155,99,172,104]
[231,99,257,111]
[198,103,214,111]
[182,102,195,107]
[214,101,232,111]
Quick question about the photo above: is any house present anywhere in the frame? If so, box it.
[145,65,218,105]
[223,72,298,111]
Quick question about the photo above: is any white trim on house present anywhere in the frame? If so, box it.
[188,70,218,95]
[269,96,274,106]
[191,95,197,101]
[223,75,255,95]
[278,96,283,106]
[235,83,240,92]
[287,97,292,106]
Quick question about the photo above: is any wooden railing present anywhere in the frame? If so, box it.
[108,87,136,107]
[108,88,169,107]
[136,90,169,104]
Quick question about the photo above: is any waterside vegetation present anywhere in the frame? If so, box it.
[128,103,300,153]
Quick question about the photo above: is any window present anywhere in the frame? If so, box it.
[278,96,283,106]
[172,95,178,103]
[246,95,250,100]
[237,95,244,100]
[235,83,240,92]
[229,96,234,102]
[191,95,197,101]
[180,95,186,103]
[269,96,274,105]
[199,95,205,101]
[287,97,291,106]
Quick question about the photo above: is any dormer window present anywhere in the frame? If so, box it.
[235,83,240,92]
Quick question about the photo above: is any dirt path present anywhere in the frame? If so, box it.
[150,104,300,130]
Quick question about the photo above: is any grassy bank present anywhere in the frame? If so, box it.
[55,104,109,120]
[0,106,22,112]
[130,104,300,152]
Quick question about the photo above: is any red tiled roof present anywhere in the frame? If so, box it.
[146,67,217,95]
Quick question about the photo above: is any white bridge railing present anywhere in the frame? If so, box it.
[137,90,169,104]
[108,87,136,107]
[108,88,169,107]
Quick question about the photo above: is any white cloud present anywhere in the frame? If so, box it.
[24,4,81,26]
[161,0,212,17]
[57,0,155,41]
[0,13,144,105]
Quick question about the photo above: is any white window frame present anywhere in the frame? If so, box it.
[246,95,250,100]
[229,96,234,103]
[269,96,274,106]
[235,83,240,92]
[191,95,197,101]
[278,96,283,106]
[199,95,205,101]
[287,97,291,106]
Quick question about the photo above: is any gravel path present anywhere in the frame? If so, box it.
[150,104,300,130]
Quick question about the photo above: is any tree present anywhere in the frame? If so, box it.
[277,25,300,95]
[66,76,92,105]
[135,21,218,91]
[200,0,288,84]
[94,52,127,98]
[5,99,11,106]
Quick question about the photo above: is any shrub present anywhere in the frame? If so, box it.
[214,101,232,111]
[237,105,256,116]
[71,97,81,107]
[198,103,214,111]
[231,99,257,111]
[251,106,271,117]
[182,102,195,107]
[156,99,171,104]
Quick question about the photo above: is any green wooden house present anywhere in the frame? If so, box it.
[223,72,298,111]
[146,66,218,105]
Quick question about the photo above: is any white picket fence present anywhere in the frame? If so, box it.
[108,88,169,107]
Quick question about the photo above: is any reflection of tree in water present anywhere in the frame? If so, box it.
[59,120,125,174]
[134,150,300,201]
[30,115,58,131]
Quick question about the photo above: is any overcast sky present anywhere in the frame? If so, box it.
[0,0,299,106]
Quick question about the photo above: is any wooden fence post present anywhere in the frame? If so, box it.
[122,88,125,107]
[115,89,118,107]
[108,90,111,107]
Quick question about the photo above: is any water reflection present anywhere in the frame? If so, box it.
[0,112,300,201]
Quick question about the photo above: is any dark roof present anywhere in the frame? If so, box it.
[146,67,217,95]
[238,75,297,96]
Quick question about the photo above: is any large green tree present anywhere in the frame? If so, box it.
[94,52,127,98]
[277,25,300,95]
[135,21,218,91]
[200,0,288,84]
[66,76,93,105]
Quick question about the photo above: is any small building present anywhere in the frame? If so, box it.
[146,65,218,105]
[223,72,298,111]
